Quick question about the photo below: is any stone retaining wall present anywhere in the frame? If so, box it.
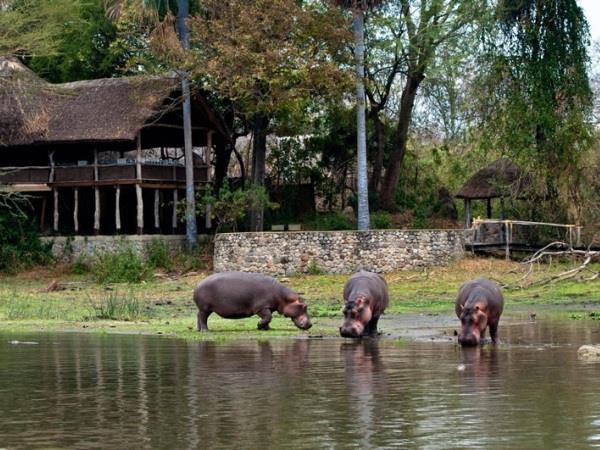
[42,235,194,262]
[214,229,465,275]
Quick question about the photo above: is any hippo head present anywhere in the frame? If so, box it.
[282,295,312,330]
[458,303,488,346]
[340,295,372,338]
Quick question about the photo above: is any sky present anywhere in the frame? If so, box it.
[580,0,600,43]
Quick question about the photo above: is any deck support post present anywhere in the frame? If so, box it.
[115,186,121,233]
[136,133,144,234]
[93,149,100,235]
[504,221,511,260]
[464,199,471,229]
[172,189,178,232]
[74,188,79,233]
[154,189,160,232]
[205,131,213,230]
[53,189,59,233]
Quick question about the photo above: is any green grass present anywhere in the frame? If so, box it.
[0,257,598,340]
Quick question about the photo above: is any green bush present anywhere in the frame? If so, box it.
[71,256,91,275]
[90,291,144,321]
[92,246,151,284]
[306,260,324,275]
[146,238,173,271]
[311,212,354,231]
[370,211,393,229]
[0,194,53,273]
[173,244,211,273]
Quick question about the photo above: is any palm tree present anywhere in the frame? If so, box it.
[105,0,197,247]
[333,0,382,230]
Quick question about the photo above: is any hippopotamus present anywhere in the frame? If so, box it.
[193,271,312,331]
[340,271,389,338]
[455,278,504,346]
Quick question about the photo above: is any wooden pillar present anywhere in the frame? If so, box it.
[115,186,121,233]
[53,189,59,233]
[93,149,100,235]
[172,189,178,232]
[48,150,55,183]
[73,188,79,233]
[464,198,471,229]
[486,198,492,218]
[205,131,213,230]
[136,133,144,234]
[504,221,511,260]
[154,189,160,232]
[49,150,58,233]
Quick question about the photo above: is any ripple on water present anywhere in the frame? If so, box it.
[1,319,600,448]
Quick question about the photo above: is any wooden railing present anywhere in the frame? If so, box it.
[0,164,208,186]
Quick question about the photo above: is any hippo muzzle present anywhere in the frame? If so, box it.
[339,322,365,338]
[293,315,312,330]
[458,329,481,347]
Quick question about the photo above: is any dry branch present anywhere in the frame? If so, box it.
[503,241,600,289]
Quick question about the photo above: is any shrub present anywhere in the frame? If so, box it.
[146,238,173,271]
[90,291,144,321]
[0,193,53,273]
[71,256,91,275]
[173,243,212,273]
[306,260,324,275]
[92,246,151,284]
[370,211,392,229]
[311,212,354,231]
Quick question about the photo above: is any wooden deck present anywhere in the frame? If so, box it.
[0,164,209,188]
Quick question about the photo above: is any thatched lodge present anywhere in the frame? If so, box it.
[455,158,525,227]
[0,56,227,235]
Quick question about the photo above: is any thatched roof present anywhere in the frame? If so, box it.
[455,158,525,200]
[0,56,225,149]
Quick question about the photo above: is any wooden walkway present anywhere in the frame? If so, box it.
[468,219,585,259]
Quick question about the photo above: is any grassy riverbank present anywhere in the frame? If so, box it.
[0,257,598,340]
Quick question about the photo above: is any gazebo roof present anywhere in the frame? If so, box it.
[0,56,227,149]
[455,158,525,200]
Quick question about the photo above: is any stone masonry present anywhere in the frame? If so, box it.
[42,235,193,262]
[213,230,465,275]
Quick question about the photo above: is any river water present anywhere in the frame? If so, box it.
[2,316,600,449]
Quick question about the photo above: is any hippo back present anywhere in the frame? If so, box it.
[195,272,291,305]
[455,278,503,317]
[344,271,389,316]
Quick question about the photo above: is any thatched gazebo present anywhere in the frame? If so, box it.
[0,56,227,235]
[455,158,524,228]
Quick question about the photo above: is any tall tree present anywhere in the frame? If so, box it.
[334,0,384,230]
[175,0,197,247]
[477,0,593,221]
[105,0,199,245]
[188,0,350,231]
[0,0,85,57]
[378,0,481,210]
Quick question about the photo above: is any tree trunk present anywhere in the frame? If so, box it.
[353,8,369,230]
[380,71,424,210]
[249,113,269,231]
[177,0,197,247]
[213,141,232,194]
[369,109,385,192]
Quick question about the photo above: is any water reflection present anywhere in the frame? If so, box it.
[1,318,600,449]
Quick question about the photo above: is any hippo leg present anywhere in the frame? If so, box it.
[489,322,498,344]
[197,310,211,332]
[257,309,272,330]
[364,316,380,337]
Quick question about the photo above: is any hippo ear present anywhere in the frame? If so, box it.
[459,304,464,311]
